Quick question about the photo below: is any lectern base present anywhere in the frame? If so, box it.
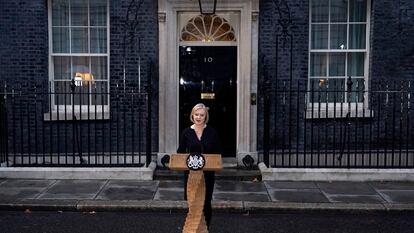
[169,154,222,233]
[183,170,208,233]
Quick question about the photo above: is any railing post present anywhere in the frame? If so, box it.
[70,79,85,165]
[263,91,270,167]
[146,60,153,166]
[0,82,8,165]
[262,60,270,167]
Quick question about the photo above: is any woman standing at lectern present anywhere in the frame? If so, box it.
[177,103,221,228]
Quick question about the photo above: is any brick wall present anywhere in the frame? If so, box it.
[370,0,414,80]
[109,0,159,153]
[0,0,48,86]
[257,0,310,151]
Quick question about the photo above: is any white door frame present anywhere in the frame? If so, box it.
[157,0,259,166]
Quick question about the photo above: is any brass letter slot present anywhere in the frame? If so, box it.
[201,93,215,100]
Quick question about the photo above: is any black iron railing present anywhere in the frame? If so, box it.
[0,92,7,164]
[0,80,152,167]
[263,78,414,168]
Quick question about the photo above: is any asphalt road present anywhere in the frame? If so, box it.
[1,210,413,233]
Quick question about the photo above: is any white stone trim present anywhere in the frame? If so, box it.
[259,163,414,181]
[157,0,259,166]
[0,162,157,180]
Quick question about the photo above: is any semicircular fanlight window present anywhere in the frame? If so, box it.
[181,14,236,42]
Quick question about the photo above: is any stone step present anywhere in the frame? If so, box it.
[222,157,238,168]
[154,167,261,181]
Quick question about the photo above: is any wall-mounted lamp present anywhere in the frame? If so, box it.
[198,0,217,15]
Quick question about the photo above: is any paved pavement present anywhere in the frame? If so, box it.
[1,178,414,212]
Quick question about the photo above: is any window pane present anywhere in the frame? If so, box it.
[52,0,69,26]
[91,57,107,80]
[53,27,70,53]
[329,53,346,76]
[347,52,364,76]
[309,0,368,104]
[350,0,367,22]
[51,0,109,107]
[311,0,329,22]
[72,56,90,77]
[54,81,71,105]
[54,57,71,80]
[90,0,107,26]
[330,24,347,49]
[73,84,90,105]
[311,24,328,49]
[349,24,366,49]
[92,81,108,105]
[328,78,345,102]
[311,78,327,103]
[311,78,345,103]
[310,53,327,76]
[71,0,88,26]
[348,78,365,102]
[90,28,107,53]
[330,0,348,22]
[71,28,89,53]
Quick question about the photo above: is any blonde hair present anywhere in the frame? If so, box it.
[190,103,209,124]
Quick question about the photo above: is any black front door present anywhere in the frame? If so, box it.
[179,46,237,157]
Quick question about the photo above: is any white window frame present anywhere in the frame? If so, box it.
[47,0,110,118]
[308,0,371,118]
